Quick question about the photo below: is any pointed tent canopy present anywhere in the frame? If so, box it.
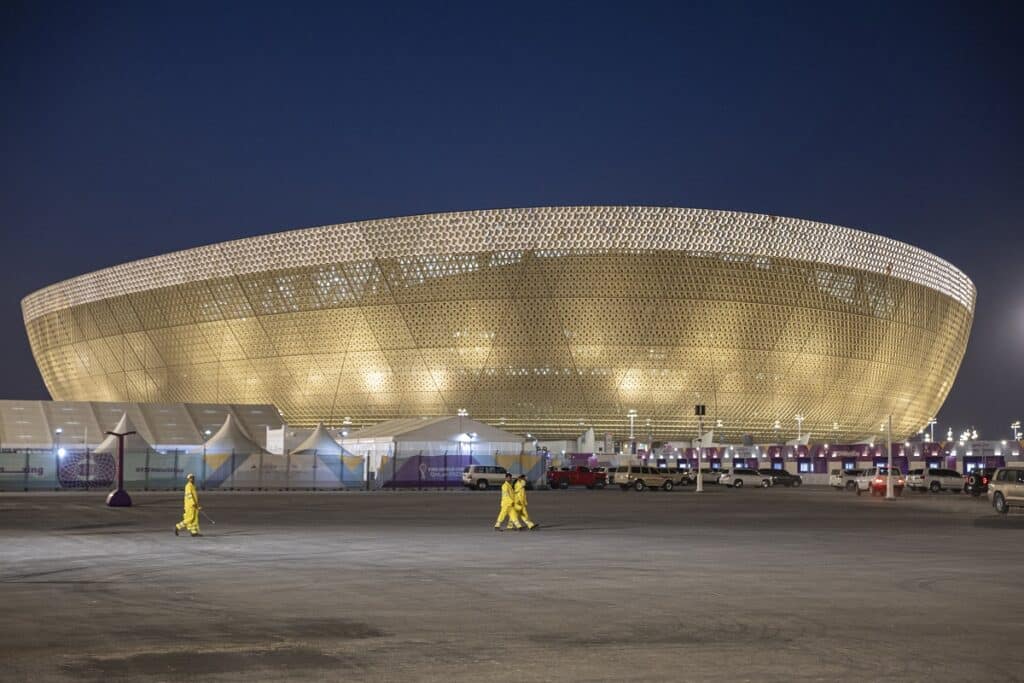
[204,413,263,454]
[94,412,157,454]
[290,423,345,456]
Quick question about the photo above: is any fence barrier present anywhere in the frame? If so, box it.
[0,448,365,492]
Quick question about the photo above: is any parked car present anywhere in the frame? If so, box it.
[854,467,905,496]
[666,467,693,485]
[547,466,607,489]
[905,468,925,491]
[610,465,676,491]
[686,468,721,485]
[759,468,803,487]
[840,469,862,491]
[988,467,1024,513]
[829,468,863,490]
[830,469,862,490]
[719,467,769,488]
[461,465,509,490]
[963,467,997,497]
[906,468,963,493]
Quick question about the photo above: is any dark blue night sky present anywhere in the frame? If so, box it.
[1,2,1020,438]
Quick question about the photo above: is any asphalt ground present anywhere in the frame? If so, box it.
[1,485,1022,682]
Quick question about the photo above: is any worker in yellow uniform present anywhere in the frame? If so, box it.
[494,472,522,531]
[174,473,201,537]
[514,474,538,530]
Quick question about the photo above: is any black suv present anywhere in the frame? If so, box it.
[963,467,997,497]
[759,468,803,487]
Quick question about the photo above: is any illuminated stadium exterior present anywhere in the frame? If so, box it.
[22,207,974,442]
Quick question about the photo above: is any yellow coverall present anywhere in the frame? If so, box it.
[494,479,522,529]
[513,478,536,529]
[175,480,201,536]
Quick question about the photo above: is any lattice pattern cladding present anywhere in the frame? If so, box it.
[22,207,974,441]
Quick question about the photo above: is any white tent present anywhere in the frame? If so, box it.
[341,416,524,470]
[204,413,263,454]
[0,399,281,451]
[93,412,157,454]
[290,423,345,456]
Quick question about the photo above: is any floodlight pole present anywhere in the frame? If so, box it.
[885,415,895,500]
[695,404,705,493]
[105,430,136,507]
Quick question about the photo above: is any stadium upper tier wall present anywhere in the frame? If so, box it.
[22,206,974,442]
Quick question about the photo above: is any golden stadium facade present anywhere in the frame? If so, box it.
[22,207,974,442]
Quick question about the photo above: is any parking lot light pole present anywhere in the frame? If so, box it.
[885,414,895,500]
[695,404,705,493]
[627,409,637,455]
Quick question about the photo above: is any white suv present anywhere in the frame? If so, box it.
[906,468,962,493]
[461,465,509,490]
[854,466,905,496]
[719,467,769,488]
[989,467,1024,513]
[830,469,862,491]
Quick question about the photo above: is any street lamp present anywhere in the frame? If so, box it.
[1012,421,1021,440]
[627,409,637,454]
[885,414,895,500]
[694,404,706,493]
[927,417,937,443]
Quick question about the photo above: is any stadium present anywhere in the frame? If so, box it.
[21,206,974,442]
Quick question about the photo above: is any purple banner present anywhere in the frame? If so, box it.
[382,454,477,488]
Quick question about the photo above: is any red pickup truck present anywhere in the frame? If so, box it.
[547,466,607,489]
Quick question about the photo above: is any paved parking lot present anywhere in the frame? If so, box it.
[2,486,1022,681]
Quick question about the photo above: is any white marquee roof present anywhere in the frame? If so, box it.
[93,412,157,454]
[204,414,264,454]
[345,415,523,444]
[291,423,346,455]
[0,400,282,451]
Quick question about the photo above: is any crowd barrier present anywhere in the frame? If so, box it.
[0,449,366,492]
[0,448,547,492]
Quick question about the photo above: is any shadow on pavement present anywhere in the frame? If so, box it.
[973,515,1024,529]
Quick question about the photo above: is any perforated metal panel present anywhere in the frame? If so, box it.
[21,207,974,442]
